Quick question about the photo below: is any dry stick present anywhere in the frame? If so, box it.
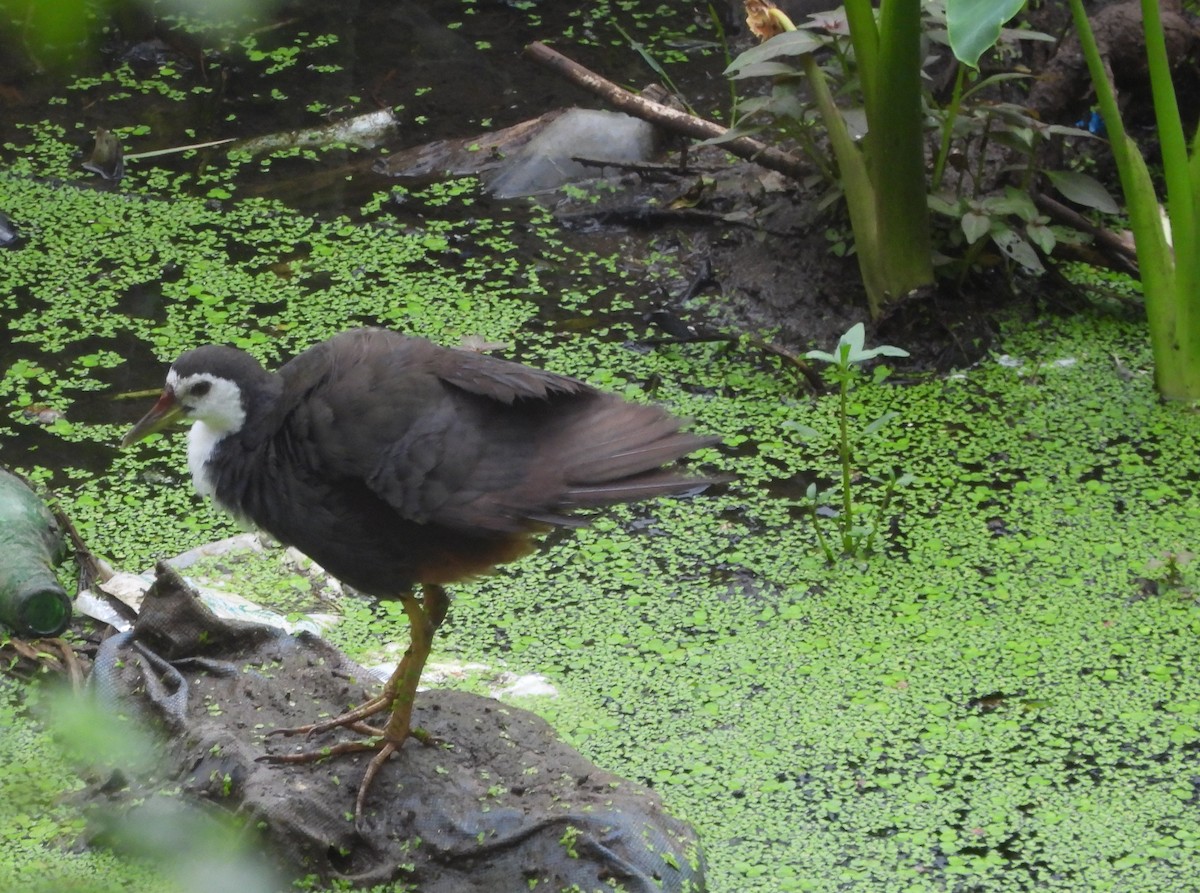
[1033,192,1139,275]
[524,41,810,182]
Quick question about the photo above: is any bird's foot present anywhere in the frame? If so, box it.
[259,722,441,829]
[260,588,446,827]
[350,727,446,824]
[258,721,440,760]
[355,740,399,823]
[264,695,392,741]
[258,736,384,764]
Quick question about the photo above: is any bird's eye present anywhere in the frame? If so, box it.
[190,381,212,398]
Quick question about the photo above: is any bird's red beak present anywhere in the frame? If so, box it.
[121,388,183,447]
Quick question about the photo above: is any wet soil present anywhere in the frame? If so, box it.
[546,151,1011,374]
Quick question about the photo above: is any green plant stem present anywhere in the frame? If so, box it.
[837,359,854,554]
[844,0,880,105]
[863,472,897,556]
[708,3,739,122]
[808,503,837,563]
[1142,0,1200,391]
[1068,0,1200,399]
[613,22,696,117]
[799,51,887,305]
[932,64,967,191]
[1143,0,1194,267]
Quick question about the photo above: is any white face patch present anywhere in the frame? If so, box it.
[167,368,246,498]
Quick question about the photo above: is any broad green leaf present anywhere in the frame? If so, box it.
[787,423,822,441]
[992,227,1044,273]
[1026,222,1057,254]
[960,70,1033,102]
[982,187,1039,221]
[928,193,966,216]
[946,0,1026,68]
[863,411,899,436]
[838,323,867,362]
[1046,124,1097,139]
[990,127,1035,153]
[857,344,911,361]
[1045,169,1120,213]
[697,119,764,147]
[998,26,1055,44]
[725,30,824,78]
[728,61,802,80]
[962,211,991,244]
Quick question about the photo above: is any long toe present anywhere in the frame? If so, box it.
[265,693,393,740]
[257,737,384,765]
[354,740,400,828]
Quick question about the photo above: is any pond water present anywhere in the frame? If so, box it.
[1,0,734,470]
[5,4,1200,893]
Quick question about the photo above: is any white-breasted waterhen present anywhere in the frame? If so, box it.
[122,327,720,824]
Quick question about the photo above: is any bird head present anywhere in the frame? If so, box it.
[121,346,262,447]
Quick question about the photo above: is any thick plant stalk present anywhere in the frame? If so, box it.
[1142,0,1200,399]
[868,0,934,307]
[844,0,880,103]
[1068,0,1200,399]
[799,52,887,303]
[791,1,933,316]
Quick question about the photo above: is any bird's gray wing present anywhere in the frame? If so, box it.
[277,328,712,536]
[425,339,590,404]
[300,327,590,403]
[275,328,577,534]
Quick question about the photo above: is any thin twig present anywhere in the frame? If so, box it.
[124,137,238,162]
[524,41,811,182]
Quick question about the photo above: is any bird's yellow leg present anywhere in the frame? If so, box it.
[264,597,421,741]
[353,585,446,822]
[260,585,450,826]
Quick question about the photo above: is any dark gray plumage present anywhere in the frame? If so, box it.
[163,328,717,594]
[123,327,720,823]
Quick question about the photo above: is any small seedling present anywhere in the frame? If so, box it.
[1144,549,1196,598]
[794,323,912,562]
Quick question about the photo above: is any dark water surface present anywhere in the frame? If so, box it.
[1,0,734,472]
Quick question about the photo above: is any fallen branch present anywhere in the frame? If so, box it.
[557,204,799,237]
[569,156,726,176]
[524,41,810,182]
[1034,192,1139,275]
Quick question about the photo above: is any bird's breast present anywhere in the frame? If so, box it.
[187,421,228,502]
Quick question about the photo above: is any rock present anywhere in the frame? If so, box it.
[86,564,707,891]
[485,109,660,198]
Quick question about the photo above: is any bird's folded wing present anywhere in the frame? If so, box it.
[281,327,709,537]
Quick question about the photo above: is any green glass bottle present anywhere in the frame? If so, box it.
[0,469,72,637]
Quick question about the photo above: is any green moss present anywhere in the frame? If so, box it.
[434,312,1200,892]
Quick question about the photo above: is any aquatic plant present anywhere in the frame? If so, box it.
[945,0,1200,401]
[795,323,912,561]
